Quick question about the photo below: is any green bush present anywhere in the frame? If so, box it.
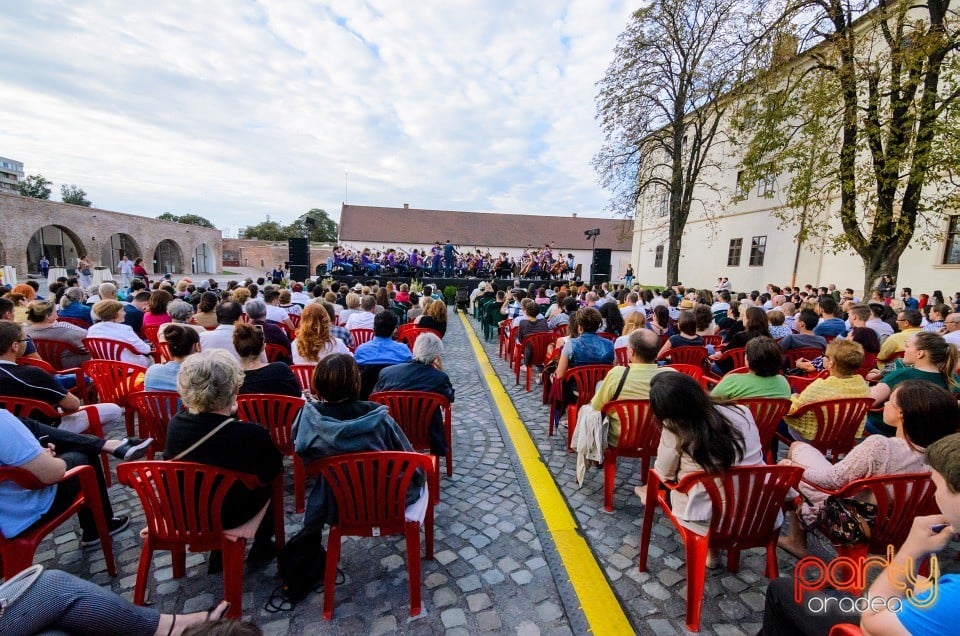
[443,285,458,305]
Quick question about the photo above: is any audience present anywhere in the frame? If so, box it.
[234,322,301,397]
[144,324,200,392]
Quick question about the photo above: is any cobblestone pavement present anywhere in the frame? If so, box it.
[29,308,580,635]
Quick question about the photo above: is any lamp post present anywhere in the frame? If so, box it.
[584,229,600,285]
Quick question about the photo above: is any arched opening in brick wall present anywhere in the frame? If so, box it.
[101,233,141,274]
[153,239,184,275]
[192,243,217,274]
[27,225,86,275]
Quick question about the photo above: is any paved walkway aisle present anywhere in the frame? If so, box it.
[28,310,592,635]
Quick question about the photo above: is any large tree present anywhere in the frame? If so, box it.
[594,0,766,285]
[156,212,215,228]
[18,174,51,199]
[286,208,338,243]
[240,220,287,241]
[739,0,960,293]
[60,184,91,207]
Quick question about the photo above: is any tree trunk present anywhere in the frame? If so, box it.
[861,249,902,300]
[666,228,683,287]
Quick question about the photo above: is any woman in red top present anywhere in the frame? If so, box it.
[132,258,150,284]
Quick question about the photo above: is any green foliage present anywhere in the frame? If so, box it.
[240,220,287,241]
[157,212,215,228]
[60,184,91,206]
[18,174,51,200]
[242,209,338,243]
[443,285,458,305]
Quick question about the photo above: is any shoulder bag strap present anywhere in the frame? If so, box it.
[171,417,235,461]
[611,367,630,402]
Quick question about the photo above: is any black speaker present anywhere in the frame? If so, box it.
[288,238,309,267]
[289,264,310,281]
[591,248,611,282]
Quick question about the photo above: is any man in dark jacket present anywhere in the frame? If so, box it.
[372,332,454,456]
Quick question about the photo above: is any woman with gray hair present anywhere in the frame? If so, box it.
[372,332,454,456]
[164,350,284,569]
[57,286,93,327]
[158,299,205,342]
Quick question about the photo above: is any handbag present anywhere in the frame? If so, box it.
[0,564,43,621]
[804,496,878,546]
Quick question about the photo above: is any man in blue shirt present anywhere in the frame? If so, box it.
[901,287,919,310]
[813,296,848,338]
[353,311,412,365]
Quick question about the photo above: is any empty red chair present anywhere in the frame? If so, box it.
[81,359,147,437]
[800,472,936,594]
[265,343,288,363]
[118,461,283,619]
[600,399,661,511]
[128,391,181,458]
[349,328,374,352]
[307,451,434,619]
[512,332,557,391]
[783,397,874,461]
[638,465,804,632]
[0,396,111,484]
[290,364,316,394]
[369,391,452,502]
[235,394,307,513]
[732,398,792,463]
[561,364,613,451]
[0,465,117,578]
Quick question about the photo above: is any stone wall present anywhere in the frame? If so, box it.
[222,238,332,275]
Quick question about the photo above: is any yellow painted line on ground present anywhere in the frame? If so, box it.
[458,312,633,634]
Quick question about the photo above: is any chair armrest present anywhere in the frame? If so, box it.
[73,405,105,439]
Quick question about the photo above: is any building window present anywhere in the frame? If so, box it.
[654,245,664,268]
[944,215,960,264]
[759,165,775,197]
[735,171,749,200]
[658,190,669,217]
[727,238,743,267]
[749,235,767,266]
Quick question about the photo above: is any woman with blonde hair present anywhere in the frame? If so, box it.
[292,302,350,364]
[414,299,448,337]
[231,287,251,308]
[614,311,647,350]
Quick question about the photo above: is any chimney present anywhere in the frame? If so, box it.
[572,212,577,218]
[403,203,409,210]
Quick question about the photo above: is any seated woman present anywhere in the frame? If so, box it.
[637,372,768,567]
[164,350,284,566]
[865,331,959,436]
[693,304,718,337]
[778,380,960,558]
[554,308,615,383]
[278,289,302,316]
[193,291,220,330]
[614,311,647,351]
[414,299,448,338]
[795,326,879,375]
[159,299,206,341]
[142,290,173,329]
[657,310,705,360]
[291,303,350,365]
[293,354,427,529]
[711,336,791,400]
[783,338,871,441]
[144,324,200,392]
[57,287,93,328]
[88,300,154,367]
[710,306,771,375]
[647,304,674,338]
[22,300,90,368]
[516,298,551,371]
[599,302,624,337]
[234,322,301,397]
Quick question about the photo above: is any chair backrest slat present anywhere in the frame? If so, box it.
[235,394,305,455]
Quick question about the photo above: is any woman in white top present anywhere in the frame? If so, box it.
[88,300,153,367]
[637,371,767,566]
[291,303,350,365]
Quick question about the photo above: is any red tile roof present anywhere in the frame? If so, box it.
[339,204,632,251]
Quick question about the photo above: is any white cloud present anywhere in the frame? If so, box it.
[0,0,634,230]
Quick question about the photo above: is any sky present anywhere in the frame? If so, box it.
[0,1,635,236]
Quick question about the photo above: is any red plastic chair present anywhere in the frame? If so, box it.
[597,332,618,343]
[551,324,568,339]
[264,343,288,363]
[614,346,629,366]
[856,352,878,378]
[349,328,375,352]
[0,395,111,485]
[638,465,804,632]
[829,625,862,635]
[288,314,301,329]
[782,397,874,461]
[670,363,708,389]
[31,338,91,399]
[660,346,708,367]
[800,472,936,594]
[57,315,90,329]
[82,337,142,362]
[0,465,117,578]
[307,451,435,619]
[140,324,161,348]
[716,347,746,370]
[500,322,516,363]
[600,399,661,511]
[701,335,722,347]
[732,398,792,463]
[784,346,825,368]
[787,370,829,393]
[155,341,172,363]
[512,332,557,391]
[235,394,307,513]
[562,364,614,451]
[291,364,316,394]
[369,391,452,503]
[397,327,442,352]
[117,461,284,620]
[128,391,181,458]
[81,359,147,437]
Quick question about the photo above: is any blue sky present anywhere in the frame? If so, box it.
[0,1,634,235]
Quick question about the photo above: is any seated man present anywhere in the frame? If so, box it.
[0,408,148,547]
[353,311,412,366]
[877,308,922,364]
[372,332,454,456]
[344,295,377,331]
[199,301,264,363]
[0,320,123,434]
[777,309,827,353]
[812,295,848,339]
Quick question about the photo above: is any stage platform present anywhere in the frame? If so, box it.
[323,273,584,291]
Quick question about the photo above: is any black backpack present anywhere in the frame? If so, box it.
[266,525,327,611]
